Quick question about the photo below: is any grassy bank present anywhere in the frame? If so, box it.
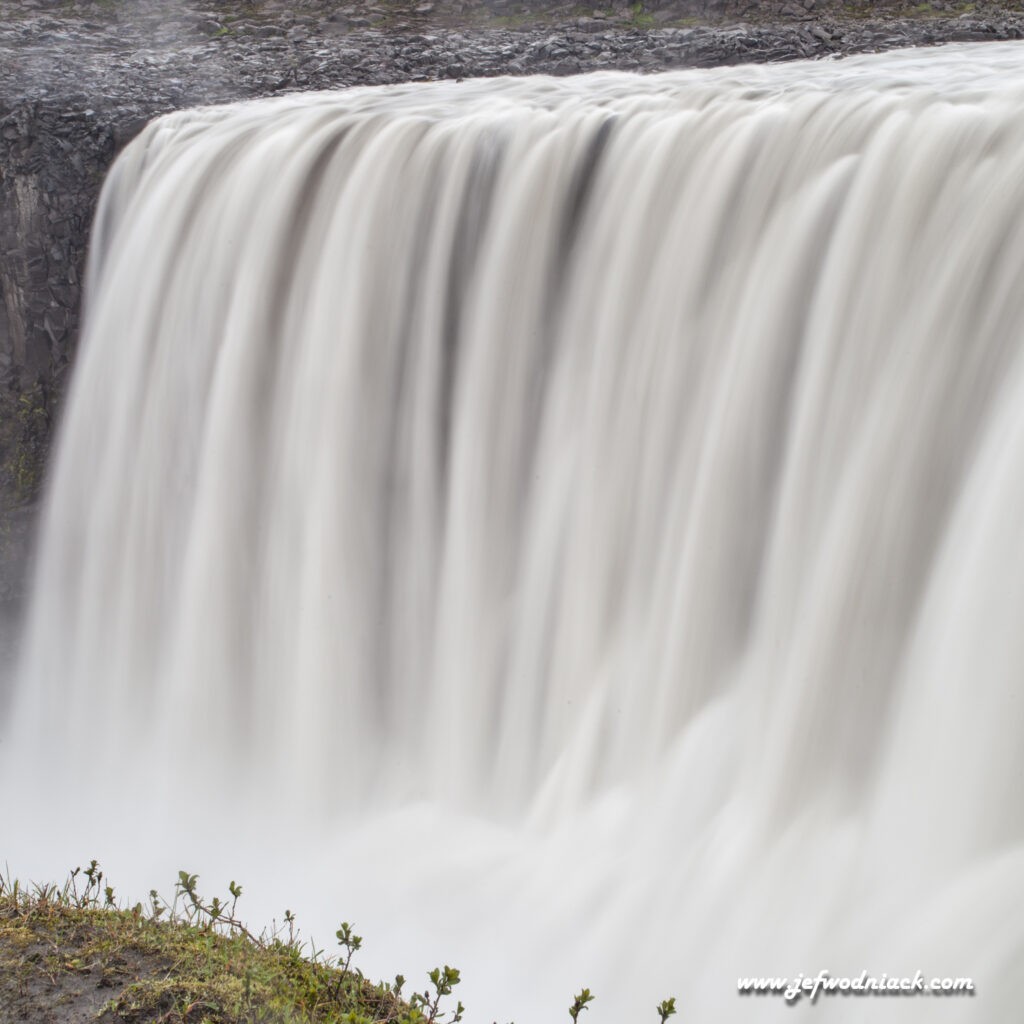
[0,863,453,1024]
[0,862,678,1024]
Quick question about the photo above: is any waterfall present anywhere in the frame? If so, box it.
[5,41,1024,1022]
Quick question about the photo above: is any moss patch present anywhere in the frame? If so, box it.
[0,868,430,1024]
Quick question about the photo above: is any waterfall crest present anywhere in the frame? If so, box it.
[6,43,1024,1022]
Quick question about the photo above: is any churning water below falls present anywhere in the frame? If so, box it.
[4,39,1024,1022]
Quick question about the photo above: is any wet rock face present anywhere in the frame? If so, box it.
[0,99,117,607]
[0,110,105,383]
[1,0,1024,604]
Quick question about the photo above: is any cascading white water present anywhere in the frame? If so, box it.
[4,40,1024,1021]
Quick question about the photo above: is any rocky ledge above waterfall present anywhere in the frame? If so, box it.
[2,0,1024,609]
[6,0,1024,108]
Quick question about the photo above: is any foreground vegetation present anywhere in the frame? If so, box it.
[0,863,678,1024]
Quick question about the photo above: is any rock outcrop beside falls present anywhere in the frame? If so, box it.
[2,0,1024,605]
